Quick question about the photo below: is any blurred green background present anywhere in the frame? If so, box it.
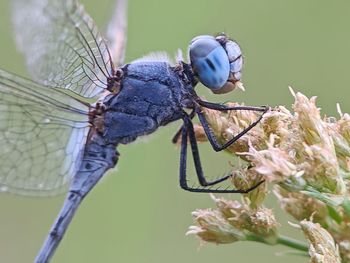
[1,0,350,262]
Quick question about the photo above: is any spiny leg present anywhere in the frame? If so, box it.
[179,116,264,193]
[196,99,268,112]
[173,101,267,144]
[171,109,195,144]
[186,117,230,186]
[196,103,269,152]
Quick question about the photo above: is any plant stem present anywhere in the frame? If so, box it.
[245,234,308,252]
[276,235,309,252]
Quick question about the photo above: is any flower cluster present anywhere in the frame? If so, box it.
[187,89,350,262]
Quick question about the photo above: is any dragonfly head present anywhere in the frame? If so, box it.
[189,33,243,94]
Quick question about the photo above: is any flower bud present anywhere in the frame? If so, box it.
[211,195,278,243]
[299,220,340,263]
[231,168,267,208]
[274,186,327,225]
[187,209,244,244]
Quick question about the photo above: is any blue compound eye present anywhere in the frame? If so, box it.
[189,35,230,91]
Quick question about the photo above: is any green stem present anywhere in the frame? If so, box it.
[276,235,309,252]
[245,234,308,252]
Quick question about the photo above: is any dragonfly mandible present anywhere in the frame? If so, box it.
[1,0,268,262]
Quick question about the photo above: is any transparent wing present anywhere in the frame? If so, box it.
[106,0,128,67]
[12,0,114,98]
[0,69,91,196]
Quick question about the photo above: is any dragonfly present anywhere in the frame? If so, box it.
[1,0,268,262]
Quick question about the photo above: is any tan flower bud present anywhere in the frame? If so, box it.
[292,92,329,146]
[336,104,350,145]
[231,168,267,208]
[187,209,244,244]
[327,106,350,173]
[261,106,292,145]
[329,131,350,173]
[211,195,278,243]
[274,186,327,224]
[298,220,341,263]
[245,136,299,183]
[247,207,278,244]
[292,91,346,194]
[299,143,345,194]
[338,240,350,263]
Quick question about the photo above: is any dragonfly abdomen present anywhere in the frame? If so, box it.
[70,133,119,196]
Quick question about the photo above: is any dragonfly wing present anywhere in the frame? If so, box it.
[0,69,90,196]
[12,0,114,98]
[106,0,128,67]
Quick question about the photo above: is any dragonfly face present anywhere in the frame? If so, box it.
[189,34,243,94]
[1,0,268,262]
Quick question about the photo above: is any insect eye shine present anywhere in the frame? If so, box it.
[189,34,244,94]
[189,35,230,90]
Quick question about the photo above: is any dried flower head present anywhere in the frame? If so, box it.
[336,106,350,145]
[188,89,350,262]
[196,89,347,194]
[274,185,328,225]
[186,209,244,244]
[244,136,300,184]
[213,195,278,243]
[298,220,341,263]
[338,241,350,263]
[230,167,267,208]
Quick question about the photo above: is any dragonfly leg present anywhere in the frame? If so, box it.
[195,104,269,152]
[196,99,269,112]
[171,109,196,144]
[186,117,230,186]
[179,116,263,193]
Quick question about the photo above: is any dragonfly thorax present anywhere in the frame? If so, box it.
[100,61,193,145]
